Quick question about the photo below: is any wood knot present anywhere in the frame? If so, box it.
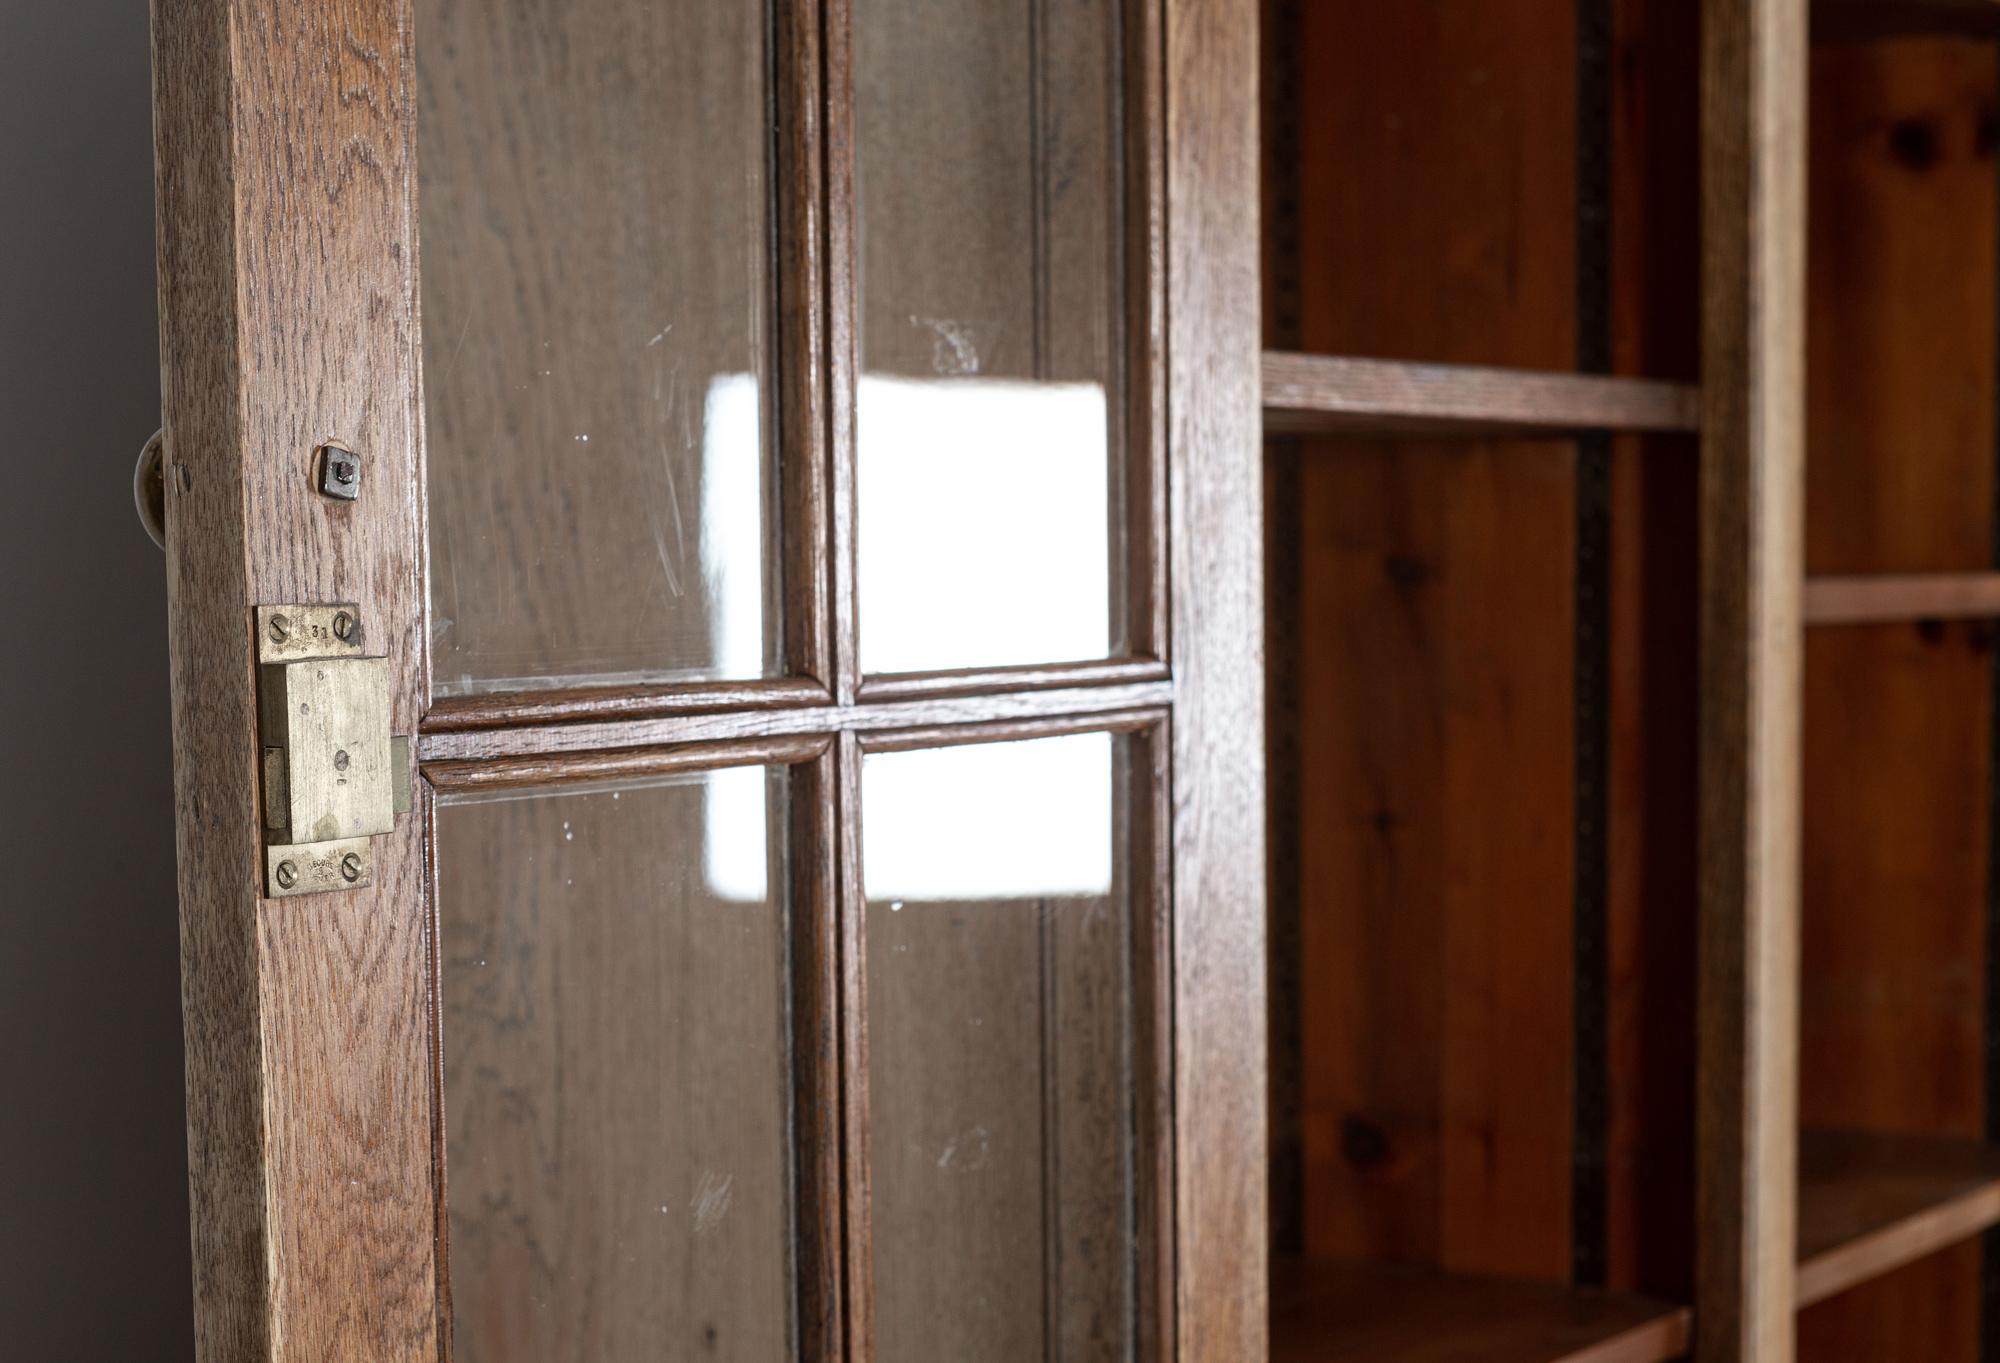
[1887,117,1941,172]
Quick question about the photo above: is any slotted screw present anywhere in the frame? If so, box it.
[332,611,354,641]
[275,860,299,890]
[340,852,363,884]
[269,614,291,644]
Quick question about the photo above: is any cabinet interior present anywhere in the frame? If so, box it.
[1261,4,2000,1360]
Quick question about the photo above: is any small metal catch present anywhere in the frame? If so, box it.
[316,444,362,501]
[256,603,410,898]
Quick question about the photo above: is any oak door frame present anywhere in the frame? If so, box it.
[150,2,1264,1363]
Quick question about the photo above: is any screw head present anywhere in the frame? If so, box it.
[268,614,291,643]
[332,610,355,641]
[317,445,362,501]
[275,860,299,890]
[340,852,363,883]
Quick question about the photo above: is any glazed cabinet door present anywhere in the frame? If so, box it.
[148,0,1262,1361]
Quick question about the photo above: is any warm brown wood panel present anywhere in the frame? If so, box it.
[1260,0,1704,1309]
[1798,35,1997,1363]
[1698,0,1809,1360]
[1796,1129,2000,1308]
[1262,354,1700,439]
[1269,1259,1690,1363]
[1604,0,1703,1301]
[151,0,438,1356]
[1269,0,1580,1283]
[1803,573,2000,625]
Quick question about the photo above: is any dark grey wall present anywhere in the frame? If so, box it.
[0,3,194,1357]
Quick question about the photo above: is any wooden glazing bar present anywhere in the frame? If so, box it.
[855,657,1170,705]
[423,677,835,732]
[416,680,1176,763]
[778,0,835,691]
[825,0,860,707]
[790,746,847,1363]
[422,735,835,795]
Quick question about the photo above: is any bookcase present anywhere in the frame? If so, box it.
[1261,2,2000,1359]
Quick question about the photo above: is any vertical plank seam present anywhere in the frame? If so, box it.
[1261,0,1305,1262]
[1572,0,1614,1291]
[1984,43,2000,1357]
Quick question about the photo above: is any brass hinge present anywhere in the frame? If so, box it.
[255,604,411,898]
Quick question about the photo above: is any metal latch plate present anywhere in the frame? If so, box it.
[266,837,373,897]
[255,604,405,899]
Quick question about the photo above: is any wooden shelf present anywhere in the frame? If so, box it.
[1797,1129,2000,1309]
[1801,572,2000,626]
[1815,0,2000,41]
[1262,353,1700,440]
[1271,1259,1690,1363]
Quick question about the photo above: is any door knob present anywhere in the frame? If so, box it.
[134,428,166,550]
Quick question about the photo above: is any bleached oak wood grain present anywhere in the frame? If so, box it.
[152,0,439,1356]
[1168,0,1268,1361]
[1697,0,1807,1359]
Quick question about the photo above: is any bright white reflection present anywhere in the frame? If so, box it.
[702,373,766,679]
[704,762,772,902]
[863,733,1113,901]
[701,370,1117,901]
[705,735,1113,902]
[701,372,1111,676]
[856,375,1110,674]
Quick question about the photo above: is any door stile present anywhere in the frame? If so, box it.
[151,0,439,1358]
[1164,2,1267,1363]
[1697,0,1808,1359]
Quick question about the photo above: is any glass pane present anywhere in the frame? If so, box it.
[855,0,1126,674]
[863,733,1136,1363]
[420,0,777,695]
[438,768,793,1362]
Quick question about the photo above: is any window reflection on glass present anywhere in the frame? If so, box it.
[857,378,1111,675]
[861,733,1136,1363]
[438,771,793,1363]
[420,0,778,695]
[854,0,1127,674]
